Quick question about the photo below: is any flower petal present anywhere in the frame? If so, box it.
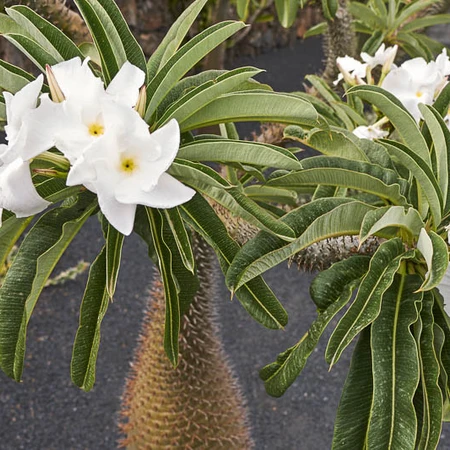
[0,158,49,218]
[51,57,104,103]
[106,61,145,107]
[115,172,195,209]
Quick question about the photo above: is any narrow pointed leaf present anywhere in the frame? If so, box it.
[6,6,83,62]
[71,246,109,391]
[326,239,415,367]
[332,328,373,450]
[178,139,302,170]
[181,194,288,329]
[416,292,443,450]
[147,0,209,79]
[164,207,195,274]
[367,274,422,450]
[145,21,246,119]
[348,85,431,166]
[157,66,264,127]
[0,193,97,380]
[226,199,374,291]
[261,256,370,397]
[268,156,409,206]
[380,139,442,226]
[359,206,424,244]
[105,222,124,298]
[0,59,35,93]
[178,91,319,131]
[275,0,298,28]
[417,229,448,291]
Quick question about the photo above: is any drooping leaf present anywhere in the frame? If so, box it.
[332,328,373,450]
[275,0,299,28]
[71,245,109,391]
[178,91,319,131]
[226,199,374,291]
[181,194,288,329]
[260,256,370,397]
[326,239,415,367]
[359,206,424,244]
[367,273,422,450]
[268,156,409,207]
[0,59,35,93]
[104,221,124,299]
[0,193,97,380]
[177,139,302,171]
[417,228,449,291]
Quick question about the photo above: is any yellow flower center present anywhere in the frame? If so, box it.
[88,123,105,137]
[416,91,423,98]
[120,156,137,173]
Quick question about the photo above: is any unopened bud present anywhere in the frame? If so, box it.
[135,85,147,118]
[381,45,398,75]
[46,64,65,103]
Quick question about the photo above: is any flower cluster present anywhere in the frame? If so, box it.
[0,58,195,235]
[335,45,450,139]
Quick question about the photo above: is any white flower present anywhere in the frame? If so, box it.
[33,57,146,164]
[334,56,368,86]
[0,77,50,220]
[381,57,445,122]
[361,44,398,71]
[435,48,450,77]
[66,113,195,236]
[353,125,388,140]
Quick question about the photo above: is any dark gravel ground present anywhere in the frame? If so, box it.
[1,36,450,450]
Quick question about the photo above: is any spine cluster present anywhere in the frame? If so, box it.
[119,237,254,449]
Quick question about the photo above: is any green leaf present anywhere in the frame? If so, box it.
[332,328,373,450]
[6,6,83,62]
[178,139,302,170]
[326,239,415,367]
[134,206,198,318]
[178,91,319,131]
[226,199,374,291]
[268,156,409,206]
[164,207,195,274]
[104,221,124,298]
[394,0,436,28]
[181,194,288,329]
[146,208,181,366]
[0,59,35,93]
[380,139,442,226]
[0,193,97,380]
[310,255,372,310]
[415,291,443,450]
[307,129,369,161]
[322,0,338,19]
[417,228,449,291]
[156,66,264,127]
[275,0,299,28]
[420,104,449,207]
[145,21,246,120]
[169,159,296,240]
[2,33,58,72]
[244,185,298,205]
[368,273,422,450]
[260,256,370,397]
[147,0,209,80]
[348,2,385,28]
[348,85,431,167]
[359,206,424,244]
[0,216,32,270]
[71,245,109,391]
[304,22,327,38]
[236,0,251,20]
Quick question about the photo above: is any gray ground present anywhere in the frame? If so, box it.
[1,36,450,450]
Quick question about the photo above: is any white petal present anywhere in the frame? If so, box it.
[0,158,49,217]
[51,57,104,103]
[438,264,450,316]
[97,188,137,236]
[115,172,195,209]
[106,61,145,107]
[4,76,44,149]
[17,94,61,161]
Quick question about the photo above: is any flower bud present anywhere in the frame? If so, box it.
[45,64,65,103]
[135,85,147,118]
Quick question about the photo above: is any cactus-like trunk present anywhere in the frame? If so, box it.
[119,237,254,449]
[321,0,357,85]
